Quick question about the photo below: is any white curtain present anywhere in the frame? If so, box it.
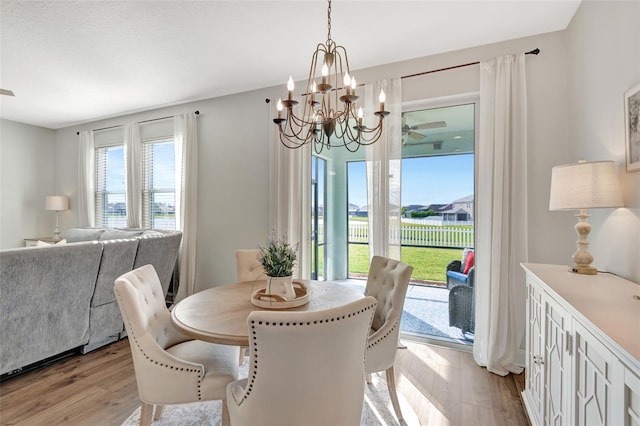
[124,122,142,228]
[269,102,311,280]
[474,53,529,376]
[174,112,199,302]
[77,130,95,227]
[365,78,402,261]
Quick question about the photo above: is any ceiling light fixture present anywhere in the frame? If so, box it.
[273,0,388,153]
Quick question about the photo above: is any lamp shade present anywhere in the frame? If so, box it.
[549,161,624,210]
[45,195,69,211]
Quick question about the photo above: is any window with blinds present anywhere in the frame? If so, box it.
[142,138,177,230]
[95,145,127,228]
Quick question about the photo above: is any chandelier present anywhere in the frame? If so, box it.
[273,0,389,153]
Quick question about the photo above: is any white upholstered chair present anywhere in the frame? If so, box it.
[114,265,239,426]
[235,249,266,364]
[235,249,266,282]
[226,296,377,426]
[364,255,414,425]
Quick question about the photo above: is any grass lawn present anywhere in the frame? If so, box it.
[348,244,462,283]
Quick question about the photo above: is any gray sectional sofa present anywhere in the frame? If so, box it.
[0,227,182,376]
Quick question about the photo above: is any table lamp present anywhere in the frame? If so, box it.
[45,195,69,240]
[549,160,624,275]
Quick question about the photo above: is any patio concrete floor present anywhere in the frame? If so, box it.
[339,279,474,345]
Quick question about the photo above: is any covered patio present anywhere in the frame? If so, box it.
[342,280,474,346]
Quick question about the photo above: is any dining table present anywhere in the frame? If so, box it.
[170,279,365,347]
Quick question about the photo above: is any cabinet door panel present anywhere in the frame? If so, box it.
[574,322,620,426]
[626,367,640,426]
[545,296,570,426]
[525,280,544,424]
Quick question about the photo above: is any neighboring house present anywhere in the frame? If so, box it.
[417,204,448,215]
[347,203,359,216]
[355,204,368,218]
[440,195,473,222]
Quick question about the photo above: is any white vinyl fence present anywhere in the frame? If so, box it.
[348,222,474,249]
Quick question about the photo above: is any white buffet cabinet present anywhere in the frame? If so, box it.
[521,263,640,426]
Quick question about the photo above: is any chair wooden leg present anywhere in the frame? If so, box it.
[385,366,404,424]
[153,404,165,421]
[366,373,372,384]
[222,399,230,426]
[139,403,153,426]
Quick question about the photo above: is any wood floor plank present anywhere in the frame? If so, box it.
[0,337,529,425]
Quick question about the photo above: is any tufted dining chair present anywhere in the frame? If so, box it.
[235,249,266,283]
[235,249,266,364]
[114,265,239,426]
[226,296,377,426]
[364,255,414,425]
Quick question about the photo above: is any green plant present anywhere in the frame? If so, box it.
[258,233,297,277]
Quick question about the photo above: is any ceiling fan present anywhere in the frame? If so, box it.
[401,116,446,143]
[403,140,444,150]
[0,89,15,96]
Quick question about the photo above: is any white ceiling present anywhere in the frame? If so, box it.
[0,0,581,130]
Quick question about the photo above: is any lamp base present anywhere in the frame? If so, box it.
[568,265,597,275]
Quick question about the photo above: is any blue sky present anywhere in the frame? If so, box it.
[348,154,474,208]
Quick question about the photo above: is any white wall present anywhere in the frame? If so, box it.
[565,0,640,282]
[0,119,56,248]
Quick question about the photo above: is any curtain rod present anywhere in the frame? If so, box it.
[76,110,199,135]
[401,48,540,80]
[274,48,541,101]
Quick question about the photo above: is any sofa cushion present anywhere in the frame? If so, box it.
[0,242,103,375]
[66,228,106,243]
[447,270,469,285]
[100,228,145,241]
[92,239,139,306]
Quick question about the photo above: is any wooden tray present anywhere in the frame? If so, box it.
[250,280,309,309]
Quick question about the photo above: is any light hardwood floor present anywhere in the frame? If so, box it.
[0,338,529,425]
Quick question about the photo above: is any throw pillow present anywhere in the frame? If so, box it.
[65,227,106,242]
[461,247,472,271]
[36,239,67,247]
[100,228,145,241]
[463,250,475,274]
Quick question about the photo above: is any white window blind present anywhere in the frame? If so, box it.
[95,145,127,228]
[142,138,177,230]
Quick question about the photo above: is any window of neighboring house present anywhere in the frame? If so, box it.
[142,138,177,230]
[95,144,127,228]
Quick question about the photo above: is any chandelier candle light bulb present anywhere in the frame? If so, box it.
[321,63,328,86]
[287,76,294,101]
[343,73,351,96]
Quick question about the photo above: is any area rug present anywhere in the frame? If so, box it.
[121,364,420,426]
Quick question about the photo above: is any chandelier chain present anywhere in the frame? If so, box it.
[327,0,332,43]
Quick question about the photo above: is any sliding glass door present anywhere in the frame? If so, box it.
[311,156,326,280]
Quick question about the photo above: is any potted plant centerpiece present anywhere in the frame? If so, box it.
[258,233,298,300]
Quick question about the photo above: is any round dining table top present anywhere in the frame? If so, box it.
[170,280,364,346]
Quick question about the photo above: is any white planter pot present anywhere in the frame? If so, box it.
[265,275,296,300]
